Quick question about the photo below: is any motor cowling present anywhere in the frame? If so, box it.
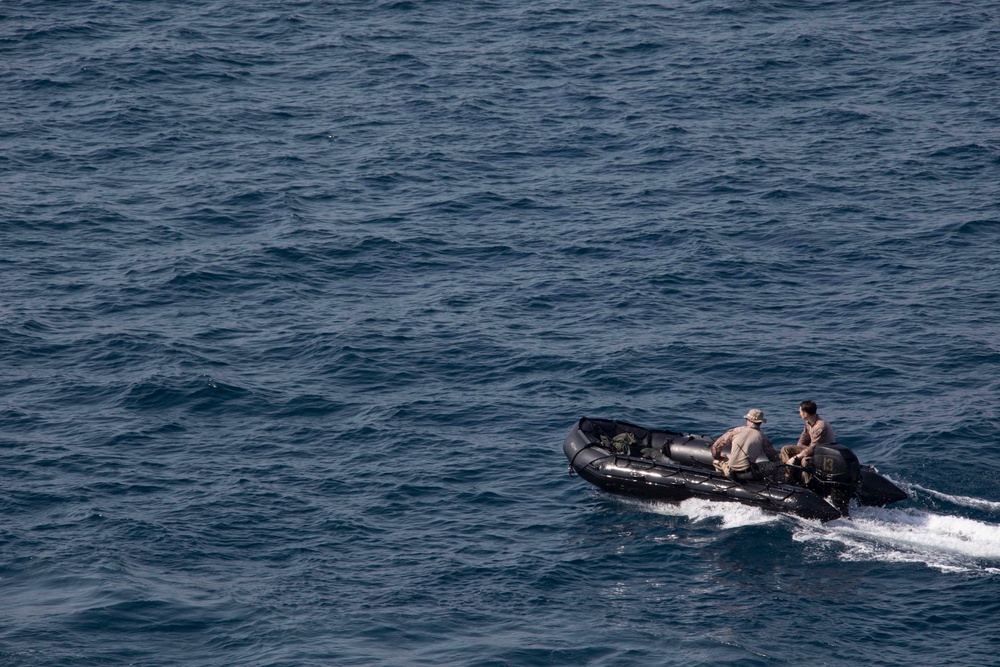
[808,444,862,516]
[810,444,861,485]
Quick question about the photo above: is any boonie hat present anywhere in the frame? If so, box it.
[744,409,766,424]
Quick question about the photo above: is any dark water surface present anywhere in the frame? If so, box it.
[3,1,1000,665]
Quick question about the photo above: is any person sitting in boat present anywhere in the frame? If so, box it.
[710,409,780,481]
[779,400,836,484]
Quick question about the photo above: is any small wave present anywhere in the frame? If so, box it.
[904,482,1000,512]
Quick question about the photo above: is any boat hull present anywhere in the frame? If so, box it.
[565,417,907,522]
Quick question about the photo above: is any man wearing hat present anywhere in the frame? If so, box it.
[710,409,780,481]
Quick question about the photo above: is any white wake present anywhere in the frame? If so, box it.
[637,487,1000,574]
[793,505,1000,573]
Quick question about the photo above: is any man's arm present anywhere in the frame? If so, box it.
[711,428,736,460]
[762,434,780,462]
[798,421,832,459]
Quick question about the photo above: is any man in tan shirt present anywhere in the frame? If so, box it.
[711,409,780,481]
[780,400,836,483]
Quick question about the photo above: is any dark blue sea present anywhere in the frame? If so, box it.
[3,1,1000,665]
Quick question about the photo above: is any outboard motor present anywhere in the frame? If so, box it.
[807,444,862,516]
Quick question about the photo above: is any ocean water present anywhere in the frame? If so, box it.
[3,1,1000,665]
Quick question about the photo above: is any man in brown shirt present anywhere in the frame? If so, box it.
[780,400,836,482]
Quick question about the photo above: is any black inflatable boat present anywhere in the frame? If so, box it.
[564,417,908,522]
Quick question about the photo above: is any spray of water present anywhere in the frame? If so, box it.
[794,504,1000,574]
[636,483,1000,574]
[647,496,781,529]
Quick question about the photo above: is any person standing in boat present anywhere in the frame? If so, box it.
[710,409,780,481]
[779,400,836,483]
